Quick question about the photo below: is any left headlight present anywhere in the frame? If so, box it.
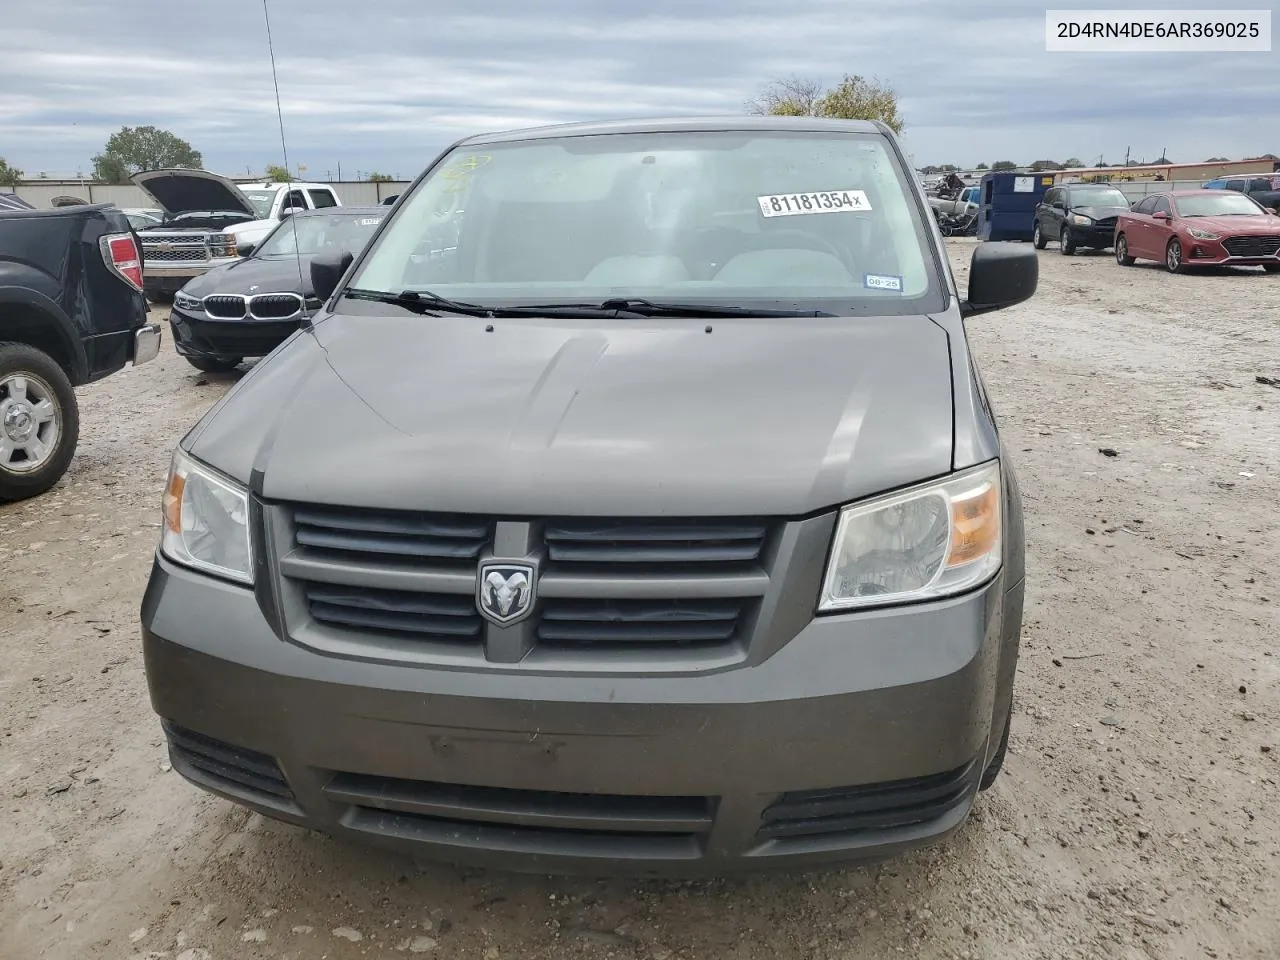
[819,460,1002,612]
[1069,213,1093,225]
[210,233,239,258]
[173,290,203,311]
[1187,228,1220,240]
[161,449,254,584]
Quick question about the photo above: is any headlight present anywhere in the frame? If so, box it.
[1069,213,1093,225]
[210,233,238,258]
[173,291,204,311]
[819,460,1002,612]
[161,449,253,584]
[1188,228,1220,240]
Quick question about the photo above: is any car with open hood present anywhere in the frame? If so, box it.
[1114,189,1280,273]
[1032,182,1133,254]
[141,116,1038,875]
[168,206,387,372]
[131,169,341,302]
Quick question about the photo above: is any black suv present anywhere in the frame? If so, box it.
[1033,183,1133,255]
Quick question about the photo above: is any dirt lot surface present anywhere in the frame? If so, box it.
[2,244,1277,960]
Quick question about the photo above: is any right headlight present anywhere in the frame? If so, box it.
[819,460,1002,612]
[173,290,204,312]
[161,449,254,585]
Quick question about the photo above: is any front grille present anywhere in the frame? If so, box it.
[1093,216,1117,230]
[251,293,304,319]
[305,583,482,642]
[326,772,713,859]
[204,295,248,319]
[293,505,493,562]
[544,518,770,565]
[538,598,747,647]
[757,759,977,842]
[1222,235,1280,258]
[143,235,209,263]
[162,720,297,809]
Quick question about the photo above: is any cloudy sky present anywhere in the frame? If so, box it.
[2,0,1275,179]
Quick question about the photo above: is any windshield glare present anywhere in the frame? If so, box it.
[347,131,939,312]
[1071,187,1129,207]
[1175,193,1264,217]
[256,212,386,257]
[242,190,276,218]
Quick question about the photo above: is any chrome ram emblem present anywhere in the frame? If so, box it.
[476,560,536,626]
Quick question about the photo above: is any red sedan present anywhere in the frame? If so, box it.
[1114,190,1280,274]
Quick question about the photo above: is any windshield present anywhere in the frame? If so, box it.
[255,211,387,257]
[1070,186,1129,207]
[242,190,276,218]
[347,130,941,314]
[1175,193,1265,217]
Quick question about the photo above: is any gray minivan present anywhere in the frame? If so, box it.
[141,116,1036,874]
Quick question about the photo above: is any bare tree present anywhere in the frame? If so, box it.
[747,75,903,133]
[746,76,826,117]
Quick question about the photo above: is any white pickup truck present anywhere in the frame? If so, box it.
[131,170,341,302]
[928,185,981,218]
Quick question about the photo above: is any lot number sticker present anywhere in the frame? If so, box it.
[758,190,872,217]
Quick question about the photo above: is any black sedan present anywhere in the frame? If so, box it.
[168,206,387,372]
[1032,183,1133,255]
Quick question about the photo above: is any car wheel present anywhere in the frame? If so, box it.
[1115,234,1135,266]
[979,704,1012,791]
[1059,226,1076,255]
[1033,221,1046,249]
[1165,238,1186,274]
[0,342,80,503]
[185,356,243,374]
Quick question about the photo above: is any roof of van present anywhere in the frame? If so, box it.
[460,116,887,146]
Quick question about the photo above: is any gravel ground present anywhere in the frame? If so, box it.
[1,243,1277,960]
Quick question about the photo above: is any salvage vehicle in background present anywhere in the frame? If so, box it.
[1202,174,1280,212]
[131,170,341,304]
[0,203,160,501]
[929,184,980,218]
[168,206,386,373]
[1114,190,1280,274]
[1032,183,1132,254]
[142,116,1039,875]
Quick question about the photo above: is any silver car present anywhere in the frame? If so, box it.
[141,116,1037,874]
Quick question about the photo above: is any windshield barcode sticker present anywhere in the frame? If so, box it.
[757,190,872,217]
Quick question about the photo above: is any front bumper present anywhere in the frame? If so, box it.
[142,555,1022,875]
[143,259,239,292]
[1067,223,1116,247]
[168,307,301,360]
[1182,242,1280,266]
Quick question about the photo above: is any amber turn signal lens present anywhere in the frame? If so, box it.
[948,483,1000,566]
[163,469,185,534]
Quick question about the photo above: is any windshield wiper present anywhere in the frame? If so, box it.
[343,288,493,317]
[498,298,835,318]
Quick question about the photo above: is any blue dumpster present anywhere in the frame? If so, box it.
[976,172,1055,241]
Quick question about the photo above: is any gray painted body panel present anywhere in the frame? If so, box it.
[189,312,954,517]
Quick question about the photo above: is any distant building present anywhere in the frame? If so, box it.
[1055,158,1278,184]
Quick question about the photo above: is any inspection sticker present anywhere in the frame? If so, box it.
[757,189,872,218]
[358,217,384,226]
[864,273,903,291]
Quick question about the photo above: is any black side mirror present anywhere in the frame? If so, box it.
[236,240,256,258]
[962,242,1037,318]
[310,250,354,302]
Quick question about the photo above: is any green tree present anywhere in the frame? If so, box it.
[1029,159,1063,172]
[367,172,394,182]
[0,157,23,186]
[264,164,292,182]
[1204,156,1230,163]
[975,162,989,170]
[92,126,202,183]
[1062,157,1084,168]
[748,74,904,134]
[991,160,1018,172]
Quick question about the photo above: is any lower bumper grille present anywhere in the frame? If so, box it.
[757,759,978,842]
[326,772,714,859]
[162,720,297,809]
[1222,235,1280,258]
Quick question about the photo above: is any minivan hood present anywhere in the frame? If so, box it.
[188,313,955,517]
[132,169,258,218]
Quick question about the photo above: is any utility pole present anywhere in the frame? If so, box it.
[337,161,343,181]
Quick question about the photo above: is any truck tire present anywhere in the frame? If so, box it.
[185,356,243,374]
[0,342,80,502]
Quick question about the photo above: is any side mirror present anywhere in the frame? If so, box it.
[310,250,354,302]
[1267,207,1278,215]
[236,240,256,258]
[962,242,1038,319]
[1152,211,1169,221]
[279,208,295,220]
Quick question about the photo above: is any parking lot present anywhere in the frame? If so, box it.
[1,242,1276,960]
